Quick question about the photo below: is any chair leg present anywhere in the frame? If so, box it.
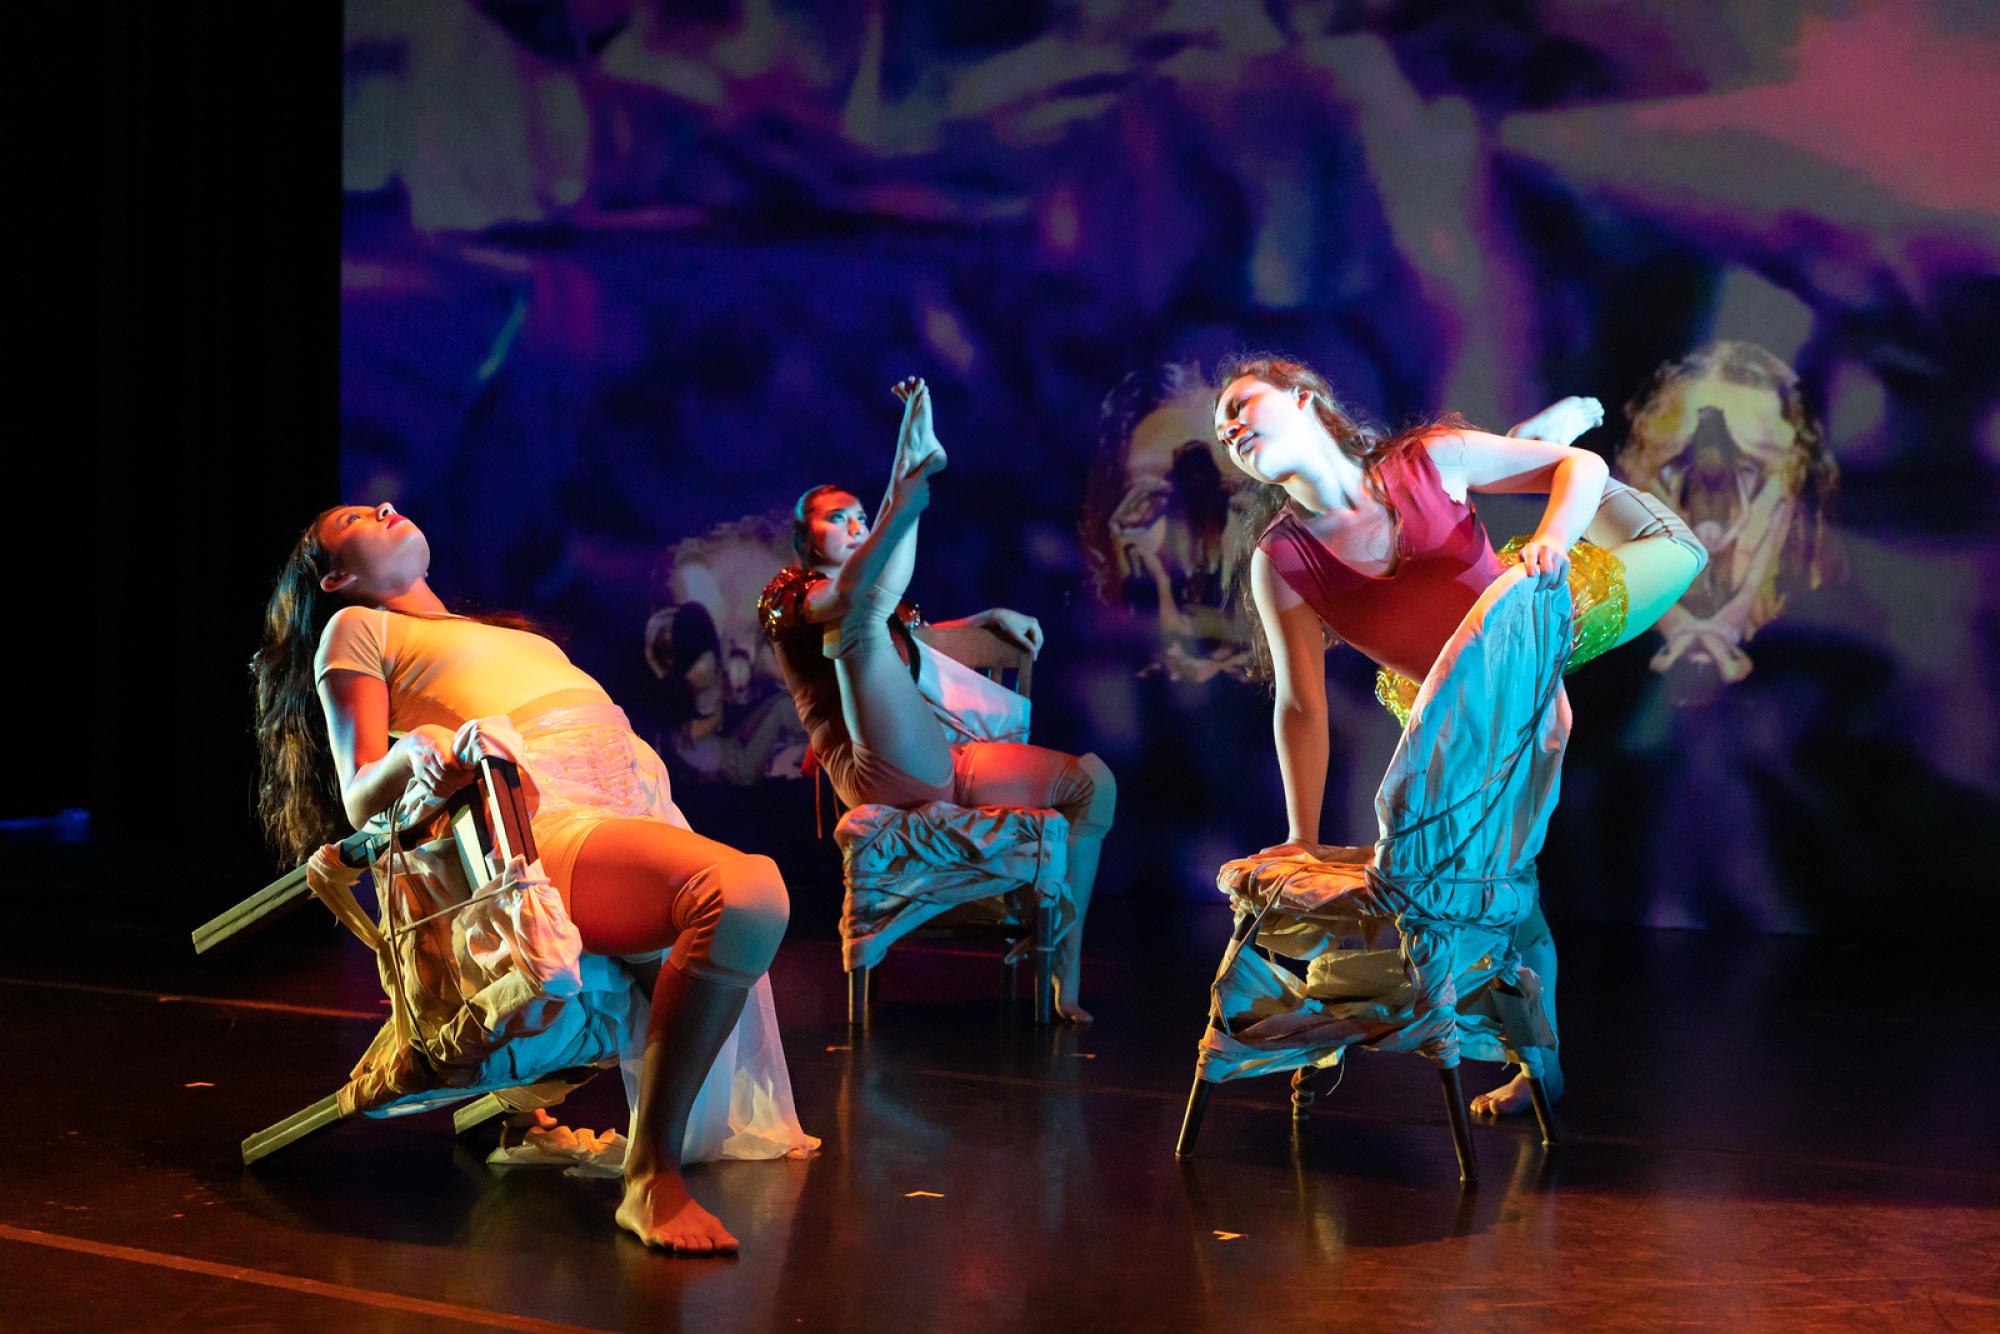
[1527,1075,1558,1147]
[1290,1067,1315,1120]
[1439,1065,1478,1186]
[242,1092,346,1165]
[1176,1074,1215,1158]
[1032,897,1056,1026]
[451,1092,512,1136]
[847,965,872,1030]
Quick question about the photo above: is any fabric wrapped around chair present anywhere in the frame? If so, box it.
[306,843,639,1121]
[832,640,1072,974]
[301,702,818,1164]
[834,802,1070,972]
[1194,564,1572,1087]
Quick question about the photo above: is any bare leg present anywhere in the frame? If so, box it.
[826,379,955,790]
[1586,480,1708,649]
[563,821,791,1253]
[871,376,947,600]
[954,744,1117,1022]
[616,966,752,1253]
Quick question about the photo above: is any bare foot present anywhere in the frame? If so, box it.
[615,1169,739,1255]
[1054,970,1093,1024]
[891,376,948,478]
[1509,394,1604,447]
[1470,1071,1534,1117]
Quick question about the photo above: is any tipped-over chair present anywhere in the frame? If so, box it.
[1174,567,1568,1184]
[194,760,629,1163]
[832,624,1072,1026]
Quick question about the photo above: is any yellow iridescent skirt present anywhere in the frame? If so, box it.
[1374,538,1628,725]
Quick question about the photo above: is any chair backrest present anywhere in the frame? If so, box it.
[919,624,1033,699]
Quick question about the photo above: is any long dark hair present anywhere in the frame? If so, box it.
[1214,353,1463,682]
[250,507,349,862]
[249,507,550,863]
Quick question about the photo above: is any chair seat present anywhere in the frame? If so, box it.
[1214,844,1541,967]
[834,800,1070,972]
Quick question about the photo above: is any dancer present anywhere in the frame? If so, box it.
[252,501,814,1254]
[759,377,1116,1022]
[1214,355,1706,1115]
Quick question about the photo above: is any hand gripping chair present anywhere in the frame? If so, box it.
[831,625,1072,1027]
[193,759,630,1164]
[1174,567,1568,1184]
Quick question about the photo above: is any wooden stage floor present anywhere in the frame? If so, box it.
[2,882,1995,1331]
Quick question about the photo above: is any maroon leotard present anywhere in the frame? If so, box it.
[1256,441,1505,682]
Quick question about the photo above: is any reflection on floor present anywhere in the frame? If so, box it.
[2,886,1996,1330]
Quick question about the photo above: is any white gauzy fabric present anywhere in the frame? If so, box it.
[511,703,816,1160]
[915,643,1032,745]
[304,699,818,1163]
[1196,566,1571,1085]
[834,803,1070,970]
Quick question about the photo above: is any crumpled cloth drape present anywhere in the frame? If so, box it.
[835,803,1069,970]
[306,700,818,1163]
[834,647,1067,971]
[1195,565,1570,1084]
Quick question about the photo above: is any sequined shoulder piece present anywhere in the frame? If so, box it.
[758,565,925,639]
[758,565,823,639]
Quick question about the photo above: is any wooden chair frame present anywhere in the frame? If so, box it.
[196,760,594,1163]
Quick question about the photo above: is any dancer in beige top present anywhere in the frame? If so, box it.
[253,501,810,1253]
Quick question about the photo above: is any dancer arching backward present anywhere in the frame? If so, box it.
[759,377,1117,1022]
[252,502,815,1254]
[1214,355,1706,1117]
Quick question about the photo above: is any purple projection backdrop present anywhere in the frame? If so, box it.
[340,0,2000,934]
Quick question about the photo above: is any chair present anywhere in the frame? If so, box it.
[832,624,1070,1027]
[1173,568,1567,1184]
[194,759,626,1164]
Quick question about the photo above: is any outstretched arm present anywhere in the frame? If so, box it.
[926,608,1043,657]
[1426,423,1610,588]
[801,466,931,624]
[1251,547,1331,847]
[804,377,942,624]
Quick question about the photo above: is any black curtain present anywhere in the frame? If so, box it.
[9,5,342,880]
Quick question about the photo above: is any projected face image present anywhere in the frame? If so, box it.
[1618,342,1840,686]
[1084,365,1257,683]
[647,514,811,785]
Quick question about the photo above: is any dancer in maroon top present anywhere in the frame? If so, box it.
[1255,443,1507,684]
[1215,354,1707,1116]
